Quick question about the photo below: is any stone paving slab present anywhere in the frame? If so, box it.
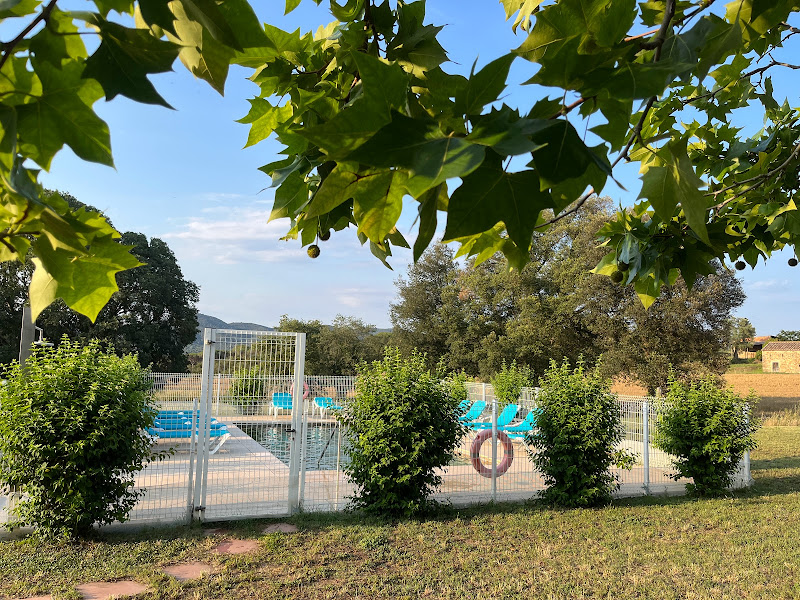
[162,562,213,581]
[262,523,298,534]
[76,580,149,600]
[212,539,259,555]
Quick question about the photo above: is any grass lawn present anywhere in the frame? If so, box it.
[1,427,799,600]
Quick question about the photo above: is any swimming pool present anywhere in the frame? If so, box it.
[237,423,349,471]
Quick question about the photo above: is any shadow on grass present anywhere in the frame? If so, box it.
[751,456,800,471]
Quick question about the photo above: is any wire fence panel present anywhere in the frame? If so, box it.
[3,371,753,530]
[192,329,304,521]
[127,373,203,524]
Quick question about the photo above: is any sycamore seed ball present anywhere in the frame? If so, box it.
[618,261,630,272]
[319,230,331,241]
[735,260,746,270]
[611,270,624,283]
[307,245,321,259]
[790,258,799,267]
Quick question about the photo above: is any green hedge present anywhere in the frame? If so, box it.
[0,339,164,538]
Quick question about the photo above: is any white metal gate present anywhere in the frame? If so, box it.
[192,328,306,521]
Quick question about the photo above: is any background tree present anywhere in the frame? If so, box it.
[278,314,388,375]
[390,198,745,389]
[775,330,800,341]
[391,244,459,368]
[0,196,199,371]
[728,317,758,360]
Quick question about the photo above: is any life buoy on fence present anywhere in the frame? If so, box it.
[290,380,310,399]
[470,429,514,478]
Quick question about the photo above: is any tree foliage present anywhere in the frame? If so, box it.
[727,316,757,359]
[0,194,199,370]
[392,199,744,390]
[775,329,800,341]
[0,339,161,538]
[3,0,800,316]
[277,313,389,374]
[338,346,465,515]
[654,376,760,496]
[529,359,635,508]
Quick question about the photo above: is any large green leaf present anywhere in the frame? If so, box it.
[413,184,444,261]
[638,144,710,245]
[454,54,515,116]
[443,151,555,249]
[345,111,485,198]
[300,51,409,154]
[16,60,113,169]
[353,170,407,243]
[237,98,293,147]
[29,234,142,321]
[528,120,611,188]
[170,1,235,95]
[84,21,181,107]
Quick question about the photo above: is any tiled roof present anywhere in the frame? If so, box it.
[763,341,800,351]
[753,336,772,343]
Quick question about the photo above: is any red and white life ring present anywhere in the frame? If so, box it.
[290,380,310,399]
[470,429,514,478]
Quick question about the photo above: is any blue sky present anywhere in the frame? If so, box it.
[38,1,799,335]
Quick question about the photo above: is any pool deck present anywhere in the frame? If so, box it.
[119,421,688,526]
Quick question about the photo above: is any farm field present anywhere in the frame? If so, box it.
[0,427,798,600]
[612,373,800,416]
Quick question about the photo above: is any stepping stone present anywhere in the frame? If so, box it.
[212,539,259,555]
[162,562,213,581]
[76,580,149,600]
[262,523,298,534]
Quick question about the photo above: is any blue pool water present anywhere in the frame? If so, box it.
[237,423,349,471]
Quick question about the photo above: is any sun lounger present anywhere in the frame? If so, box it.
[313,397,343,416]
[271,392,292,416]
[147,424,230,455]
[471,403,519,430]
[500,409,540,439]
[459,400,486,425]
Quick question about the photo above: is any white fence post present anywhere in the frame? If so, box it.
[491,393,497,502]
[194,328,216,522]
[288,332,306,514]
[642,400,650,495]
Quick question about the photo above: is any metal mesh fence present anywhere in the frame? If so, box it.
[1,359,753,529]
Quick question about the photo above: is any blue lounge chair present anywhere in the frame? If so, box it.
[272,392,292,416]
[472,403,519,430]
[147,424,230,454]
[313,397,343,416]
[501,409,540,439]
[459,400,486,425]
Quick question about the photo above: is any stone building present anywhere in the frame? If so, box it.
[762,341,800,373]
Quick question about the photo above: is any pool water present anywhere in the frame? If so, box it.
[238,423,473,471]
[237,423,350,471]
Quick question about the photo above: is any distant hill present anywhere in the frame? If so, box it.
[185,314,274,353]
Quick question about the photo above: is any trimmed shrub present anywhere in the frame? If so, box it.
[654,376,759,496]
[491,360,533,407]
[338,347,466,516]
[529,359,634,507]
[0,339,164,538]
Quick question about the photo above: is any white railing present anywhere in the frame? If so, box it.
[1,373,752,529]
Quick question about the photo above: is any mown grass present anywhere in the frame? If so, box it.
[1,427,799,600]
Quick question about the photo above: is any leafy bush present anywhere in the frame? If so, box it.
[0,339,163,538]
[654,376,759,496]
[228,367,285,415]
[491,360,533,406]
[338,347,466,516]
[529,359,634,507]
[443,368,469,404]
